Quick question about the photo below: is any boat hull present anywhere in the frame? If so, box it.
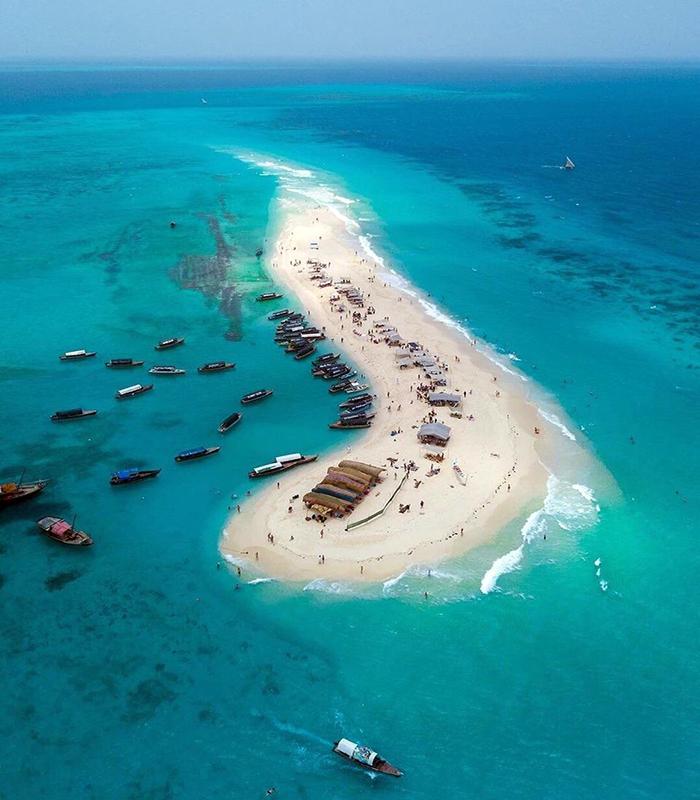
[0,481,49,506]
[218,413,242,433]
[174,447,221,462]
[241,391,273,404]
[110,469,161,485]
[248,455,318,479]
[115,385,153,399]
[155,339,185,350]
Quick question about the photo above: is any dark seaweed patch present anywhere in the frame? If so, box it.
[45,569,83,592]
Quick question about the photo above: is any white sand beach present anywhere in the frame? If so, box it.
[220,198,557,582]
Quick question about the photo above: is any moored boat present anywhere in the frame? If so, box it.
[155,337,185,350]
[268,309,292,320]
[105,358,144,368]
[452,459,467,485]
[329,417,373,429]
[198,361,235,373]
[0,476,49,507]
[174,446,221,462]
[60,349,96,361]
[294,345,316,360]
[256,292,283,301]
[218,411,242,433]
[50,408,98,421]
[248,453,318,479]
[36,516,93,546]
[312,353,340,367]
[339,393,372,408]
[329,379,354,394]
[241,389,273,404]
[110,467,161,485]
[345,382,369,394]
[332,739,403,777]
[149,365,186,376]
[115,383,153,399]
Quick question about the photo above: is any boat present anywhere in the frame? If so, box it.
[197,361,235,373]
[312,353,340,367]
[329,417,373,429]
[255,292,283,302]
[268,309,293,321]
[248,453,318,479]
[332,739,403,778]
[149,365,186,376]
[345,382,369,394]
[563,156,575,170]
[218,411,242,433]
[294,345,316,360]
[155,337,185,350]
[60,349,96,361]
[36,516,93,546]
[329,379,354,394]
[0,474,49,507]
[110,467,161,486]
[174,446,221,462]
[339,393,372,409]
[105,358,144,368]
[324,368,355,381]
[241,389,273,404]
[452,459,467,485]
[115,383,153,399]
[50,408,98,421]
[340,402,371,415]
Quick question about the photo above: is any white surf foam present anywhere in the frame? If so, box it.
[480,474,599,594]
[247,577,274,585]
[303,579,355,595]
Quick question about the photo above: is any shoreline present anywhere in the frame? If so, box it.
[220,169,596,584]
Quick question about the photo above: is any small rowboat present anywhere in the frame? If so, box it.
[175,446,221,463]
[0,478,49,507]
[115,384,153,399]
[110,467,161,485]
[155,337,185,350]
[218,411,242,433]
[256,292,283,301]
[294,345,316,360]
[149,365,186,376]
[198,361,236,373]
[241,389,273,405]
[50,408,98,421]
[332,738,403,777]
[36,516,93,546]
[60,349,96,361]
[452,460,467,485]
[105,358,144,368]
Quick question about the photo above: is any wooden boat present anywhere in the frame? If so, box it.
[339,393,372,408]
[149,365,186,376]
[312,353,340,367]
[198,361,235,373]
[110,467,161,485]
[50,408,98,421]
[340,410,376,422]
[241,389,273,405]
[155,337,185,350]
[563,156,575,170]
[255,292,283,302]
[175,446,221,463]
[324,368,355,382]
[36,516,93,546]
[452,459,467,485]
[329,418,373,430]
[294,345,316,360]
[60,349,96,361]
[329,379,354,394]
[340,402,371,416]
[268,309,293,320]
[115,383,153,399]
[0,475,49,507]
[345,382,369,394]
[248,453,318,479]
[105,358,144,368]
[332,739,403,778]
[218,411,242,433]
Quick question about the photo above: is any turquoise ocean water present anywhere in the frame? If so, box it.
[1,63,699,798]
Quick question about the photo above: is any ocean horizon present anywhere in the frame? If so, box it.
[1,61,698,798]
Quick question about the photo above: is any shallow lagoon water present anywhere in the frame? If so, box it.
[1,64,699,798]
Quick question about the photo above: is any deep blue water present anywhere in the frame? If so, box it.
[1,63,699,798]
